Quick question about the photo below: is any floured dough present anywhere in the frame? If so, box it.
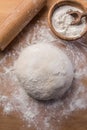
[14,43,74,100]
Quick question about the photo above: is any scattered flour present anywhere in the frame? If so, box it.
[0,20,87,130]
[52,5,87,38]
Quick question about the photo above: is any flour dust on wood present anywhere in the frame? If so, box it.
[0,20,87,130]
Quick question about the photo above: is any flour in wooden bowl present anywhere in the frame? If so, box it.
[52,5,87,39]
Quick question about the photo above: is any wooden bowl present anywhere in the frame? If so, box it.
[48,0,87,41]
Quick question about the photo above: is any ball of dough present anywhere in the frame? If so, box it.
[14,43,74,100]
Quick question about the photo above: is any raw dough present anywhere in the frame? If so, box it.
[14,43,74,100]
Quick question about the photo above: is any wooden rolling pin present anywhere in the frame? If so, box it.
[0,0,46,50]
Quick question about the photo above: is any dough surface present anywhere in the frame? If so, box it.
[14,43,74,100]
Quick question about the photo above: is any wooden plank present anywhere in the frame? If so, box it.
[0,0,87,130]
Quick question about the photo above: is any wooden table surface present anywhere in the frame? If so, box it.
[0,0,87,130]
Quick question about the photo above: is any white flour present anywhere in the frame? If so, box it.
[52,5,87,38]
[0,20,87,130]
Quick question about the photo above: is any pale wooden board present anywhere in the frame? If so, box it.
[0,0,23,24]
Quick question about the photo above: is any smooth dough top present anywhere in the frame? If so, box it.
[14,43,74,100]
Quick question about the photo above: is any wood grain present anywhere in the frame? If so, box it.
[0,0,46,50]
[0,0,87,130]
